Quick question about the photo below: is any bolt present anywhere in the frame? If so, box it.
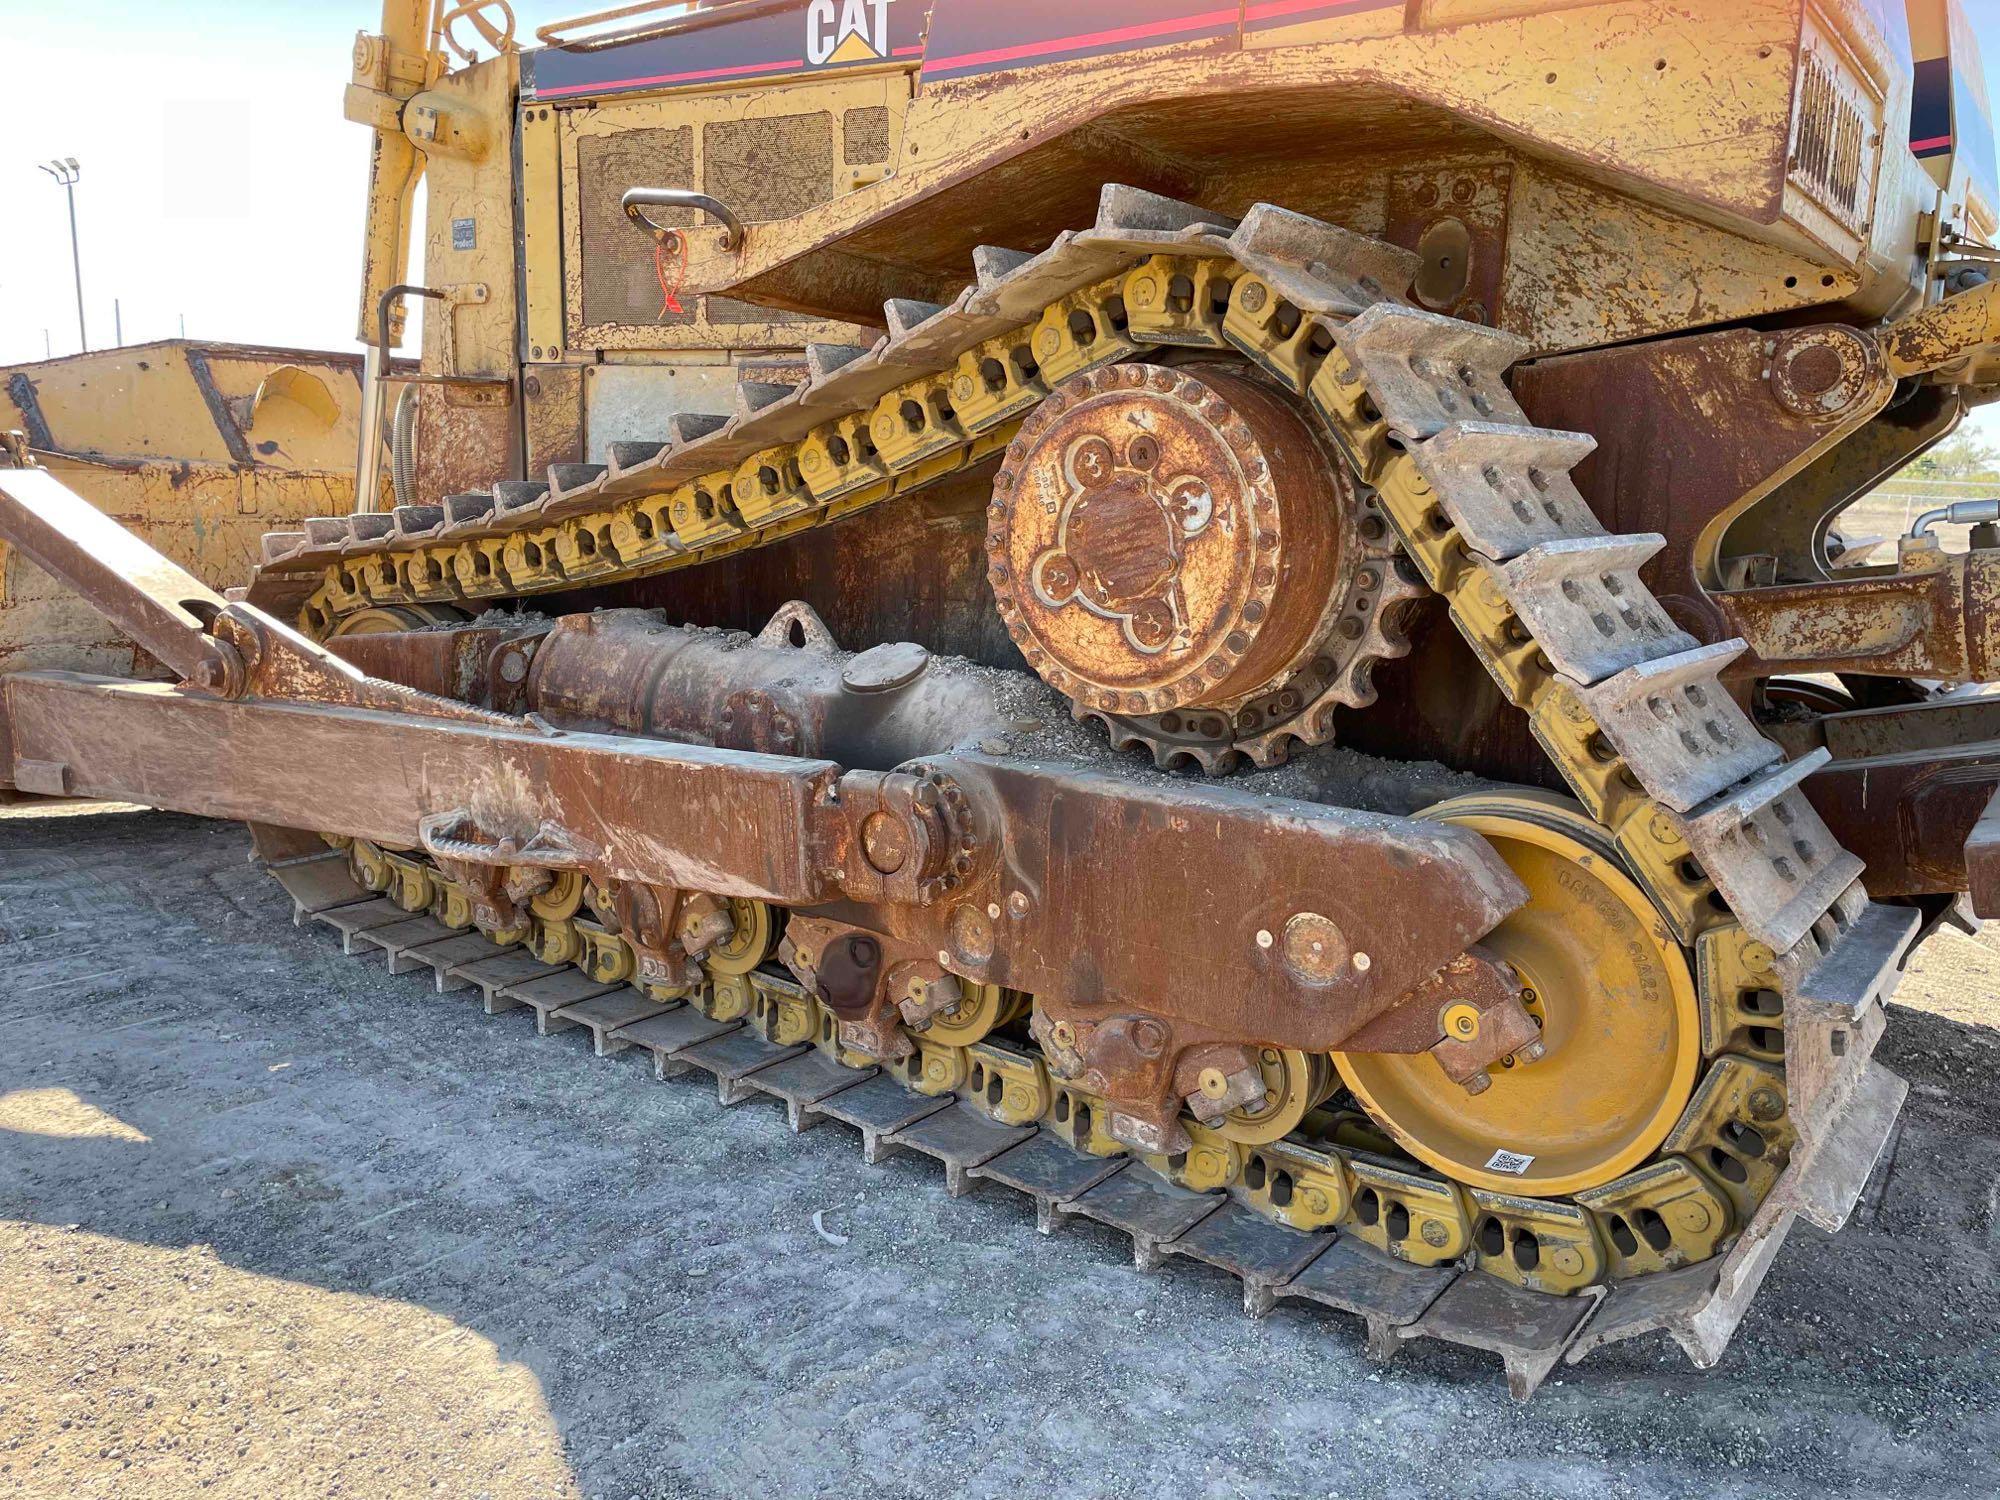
[1512,1039,1547,1065]
[1238,281,1268,313]
[860,812,911,874]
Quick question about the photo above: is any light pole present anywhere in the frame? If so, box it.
[37,158,85,353]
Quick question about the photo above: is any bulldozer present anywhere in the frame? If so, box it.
[6,0,2000,1398]
[0,340,370,679]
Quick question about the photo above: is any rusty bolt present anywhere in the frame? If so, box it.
[860,811,911,874]
[1748,1087,1785,1122]
[189,641,247,699]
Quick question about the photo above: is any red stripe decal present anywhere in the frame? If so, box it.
[535,55,807,98]
[1244,0,1385,21]
[1910,133,1954,152]
[925,8,1240,76]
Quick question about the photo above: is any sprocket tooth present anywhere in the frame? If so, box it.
[1243,733,1294,771]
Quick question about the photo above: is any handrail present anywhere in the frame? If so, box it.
[536,0,803,54]
[622,188,745,252]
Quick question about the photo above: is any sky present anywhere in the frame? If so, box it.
[1,0,1999,383]
[0,1,592,360]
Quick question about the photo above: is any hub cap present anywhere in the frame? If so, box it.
[1334,792,1701,1196]
[988,362,1348,717]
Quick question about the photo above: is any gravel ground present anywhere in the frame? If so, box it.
[0,807,1996,1500]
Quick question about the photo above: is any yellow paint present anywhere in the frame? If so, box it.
[0,343,359,674]
[1336,796,1701,1197]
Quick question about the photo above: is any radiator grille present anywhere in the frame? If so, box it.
[1789,26,1879,235]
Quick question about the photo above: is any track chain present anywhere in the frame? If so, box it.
[261,185,1908,1374]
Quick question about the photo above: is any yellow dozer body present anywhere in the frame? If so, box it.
[0,341,367,676]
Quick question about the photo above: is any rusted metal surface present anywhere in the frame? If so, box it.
[0,462,1521,1160]
[1,664,1522,1142]
[1385,161,1513,331]
[547,469,1023,671]
[1511,324,1893,641]
[1882,277,2000,377]
[0,670,853,905]
[990,363,1348,717]
[1716,549,2000,683]
[330,618,550,714]
[1968,785,2000,919]
[526,606,1010,769]
[689,4,1881,344]
[1725,386,1960,585]
[1764,694,2000,900]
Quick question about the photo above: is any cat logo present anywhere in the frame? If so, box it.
[806,0,892,67]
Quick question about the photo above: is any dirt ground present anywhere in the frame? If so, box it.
[1,806,1996,1500]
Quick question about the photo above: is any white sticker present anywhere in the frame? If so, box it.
[1484,1148,1536,1175]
